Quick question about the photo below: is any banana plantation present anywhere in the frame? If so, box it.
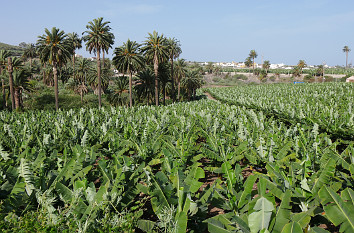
[0,82,353,232]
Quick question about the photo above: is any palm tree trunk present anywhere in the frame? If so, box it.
[43,63,46,85]
[170,56,175,102]
[14,88,20,110]
[7,57,15,111]
[346,52,348,68]
[163,83,166,105]
[20,88,23,107]
[102,51,105,69]
[97,50,102,108]
[80,89,83,104]
[177,81,181,101]
[53,62,59,111]
[252,58,255,74]
[154,53,159,106]
[2,79,5,109]
[129,70,133,107]
[73,52,75,80]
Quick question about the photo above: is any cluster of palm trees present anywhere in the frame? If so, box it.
[0,17,204,111]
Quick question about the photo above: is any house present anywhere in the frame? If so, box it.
[346,76,354,82]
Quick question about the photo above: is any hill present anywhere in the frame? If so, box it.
[0,42,25,56]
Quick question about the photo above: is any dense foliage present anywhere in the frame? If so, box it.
[205,83,354,140]
[0,85,353,232]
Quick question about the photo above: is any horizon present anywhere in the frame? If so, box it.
[1,0,354,66]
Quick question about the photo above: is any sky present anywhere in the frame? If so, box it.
[1,0,354,66]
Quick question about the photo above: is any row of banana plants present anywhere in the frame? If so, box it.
[0,99,353,232]
[204,82,354,139]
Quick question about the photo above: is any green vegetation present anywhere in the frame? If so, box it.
[1,16,354,233]
[0,42,25,56]
[0,83,352,232]
[205,83,354,139]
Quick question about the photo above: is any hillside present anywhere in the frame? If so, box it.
[0,42,25,56]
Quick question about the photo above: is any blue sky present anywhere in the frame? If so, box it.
[1,0,354,66]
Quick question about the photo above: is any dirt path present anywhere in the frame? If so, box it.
[204,92,217,100]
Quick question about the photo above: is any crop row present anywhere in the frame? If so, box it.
[205,82,354,139]
[0,99,353,232]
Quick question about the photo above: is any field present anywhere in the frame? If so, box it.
[0,83,353,232]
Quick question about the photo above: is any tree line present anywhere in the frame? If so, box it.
[0,17,204,111]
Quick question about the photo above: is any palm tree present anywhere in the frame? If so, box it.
[174,58,187,101]
[297,60,306,74]
[75,58,91,103]
[22,43,37,69]
[0,50,11,108]
[262,60,270,74]
[83,17,115,108]
[181,69,203,101]
[249,50,258,74]
[141,31,169,106]
[166,37,182,102]
[112,39,145,107]
[67,32,82,80]
[11,67,31,109]
[158,63,171,105]
[135,68,155,105]
[37,27,72,110]
[7,57,15,110]
[342,46,351,68]
[107,76,129,106]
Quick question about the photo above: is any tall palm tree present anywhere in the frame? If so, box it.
[7,57,15,110]
[75,58,91,103]
[37,27,72,110]
[342,46,351,68]
[11,67,31,109]
[22,43,37,69]
[112,39,145,107]
[67,32,82,80]
[135,68,155,105]
[83,17,115,108]
[158,62,171,105]
[262,60,270,74]
[249,50,258,74]
[181,69,203,101]
[174,58,187,101]
[0,50,11,109]
[297,60,306,74]
[166,37,182,102]
[141,31,169,106]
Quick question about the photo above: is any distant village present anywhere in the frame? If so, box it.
[197,61,329,69]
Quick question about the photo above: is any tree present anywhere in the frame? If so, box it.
[166,37,182,101]
[262,60,270,74]
[135,68,155,105]
[0,50,11,109]
[174,58,187,101]
[7,57,15,110]
[37,27,72,110]
[181,69,204,100]
[11,66,31,109]
[75,58,91,103]
[342,46,351,68]
[141,31,169,106]
[112,39,145,107]
[297,60,306,74]
[249,50,258,73]
[67,32,82,80]
[158,63,171,105]
[22,43,37,69]
[107,76,129,106]
[83,17,115,108]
